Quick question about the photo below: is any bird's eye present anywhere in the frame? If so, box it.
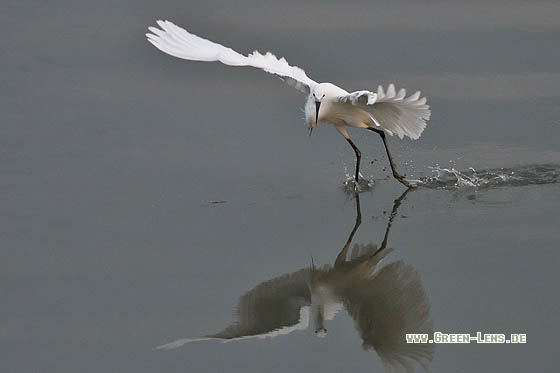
[313,93,316,98]
[322,94,325,98]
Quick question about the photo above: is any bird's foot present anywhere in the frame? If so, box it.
[393,173,414,189]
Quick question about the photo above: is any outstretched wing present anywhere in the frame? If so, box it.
[341,261,435,372]
[146,20,318,93]
[337,84,431,140]
[157,269,311,350]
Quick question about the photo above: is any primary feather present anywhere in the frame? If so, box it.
[146,20,317,93]
[337,84,431,140]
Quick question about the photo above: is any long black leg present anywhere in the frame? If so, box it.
[335,192,361,267]
[369,188,411,260]
[379,188,410,251]
[368,127,412,188]
[345,138,361,182]
[335,188,410,268]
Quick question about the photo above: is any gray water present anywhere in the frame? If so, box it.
[2,1,560,372]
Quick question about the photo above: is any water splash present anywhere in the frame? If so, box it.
[342,167,375,193]
[410,164,559,190]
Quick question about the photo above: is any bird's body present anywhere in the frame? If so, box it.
[146,20,431,187]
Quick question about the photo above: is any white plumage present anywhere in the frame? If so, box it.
[147,20,316,91]
[146,20,431,187]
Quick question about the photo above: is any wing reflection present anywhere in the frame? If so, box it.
[158,190,434,371]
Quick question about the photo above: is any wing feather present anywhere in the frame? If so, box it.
[156,269,311,349]
[341,261,435,372]
[337,84,431,140]
[146,20,317,93]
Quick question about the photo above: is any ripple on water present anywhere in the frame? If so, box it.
[410,164,559,190]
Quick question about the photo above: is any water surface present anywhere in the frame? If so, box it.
[2,1,559,372]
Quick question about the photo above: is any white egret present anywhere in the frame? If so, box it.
[146,20,431,188]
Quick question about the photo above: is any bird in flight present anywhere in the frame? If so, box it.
[146,20,431,188]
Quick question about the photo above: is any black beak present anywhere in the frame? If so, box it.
[310,101,321,137]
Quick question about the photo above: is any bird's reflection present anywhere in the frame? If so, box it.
[159,191,434,371]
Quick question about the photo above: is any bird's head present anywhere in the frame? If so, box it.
[307,83,345,135]
[311,86,327,122]
[312,85,328,102]
[308,85,327,136]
